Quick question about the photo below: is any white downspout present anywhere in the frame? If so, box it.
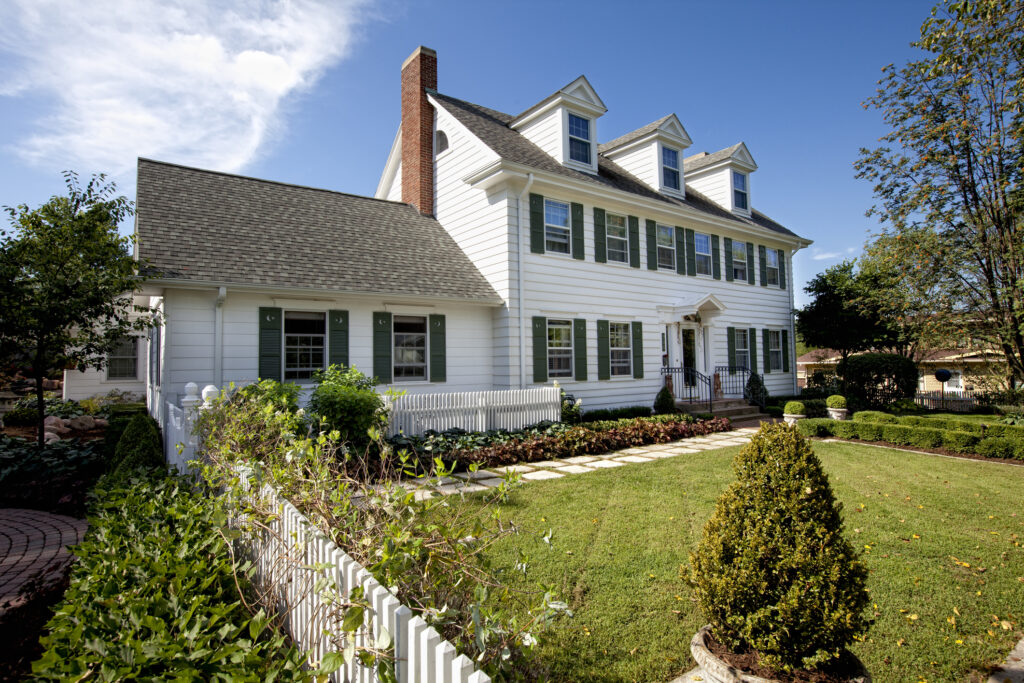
[789,248,798,394]
[214,286,227,388]
[515,173,535,388]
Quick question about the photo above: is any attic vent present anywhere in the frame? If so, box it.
[435,130,449,154]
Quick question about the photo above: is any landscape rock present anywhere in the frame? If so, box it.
[43,416,64,428]
[93,418,109,428]
[67,416,96,431]
[43,431,60,443]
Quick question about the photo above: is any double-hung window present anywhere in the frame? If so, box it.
[547,320,573,378]
[609,322,632,376]
[606,213,628,263]
[107,338,138,380]
[768,330,783,372]
[662,146,680,191]
[656,224,675,270]
[948,371,963,389]
[568,113,592,165]
[733,171,748,210]
[284,311,326,380]
[734,329,749,370]
[765,249,780,286]
[694,232,712,276]
[394,315,428,381]
[732,240,747,281]
[544,199,571,254]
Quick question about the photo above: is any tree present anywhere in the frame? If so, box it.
[855,0,1024,387]
[0,172,159,447]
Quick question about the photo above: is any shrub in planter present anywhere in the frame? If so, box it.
[307,365,386,446]
[654,386,677,415]
[852,410,896,423]
[688,424,869,672]
[976,437,1017,460]
[111,414,163,476]
[837,352,917,409]
[826,395,847,409]
[832,421,858,439]
[783,401,806,415]
[942,430,980,454]
[854,422,884,441]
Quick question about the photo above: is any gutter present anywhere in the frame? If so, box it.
[214,286,227,388]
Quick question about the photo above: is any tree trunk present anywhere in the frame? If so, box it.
[34,368,46,449]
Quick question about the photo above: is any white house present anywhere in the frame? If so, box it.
[65,46,811,422]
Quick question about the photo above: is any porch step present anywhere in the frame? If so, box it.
[676,399,773,425]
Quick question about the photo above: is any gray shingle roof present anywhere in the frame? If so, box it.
[598,115,674,154]
[432,94,802,240]
[683,143,746,173]
[135,159,501,303]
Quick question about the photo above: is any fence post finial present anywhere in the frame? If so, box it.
[201,384,219,408]
[552,380,560,390]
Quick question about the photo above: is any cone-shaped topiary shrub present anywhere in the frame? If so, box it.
[111,413,164,476]
[688,423,870,672]
[654,386,677,414]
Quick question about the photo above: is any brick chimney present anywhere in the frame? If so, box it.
[401,46,437,215]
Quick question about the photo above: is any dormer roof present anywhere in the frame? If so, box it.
[683,142,757,174]
[599,114,692,155]
[510,75,607,129]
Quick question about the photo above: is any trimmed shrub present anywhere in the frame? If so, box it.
[976,437,1017,460]
[983,423,1024,439]
[942,430,980,454]
[825,395,847,409]
[886,398,925,415]
[689,424,869,671]
[307,365,386,446]
[111,414,163,476]
[238,378,300,411]
[581,405,653,422]
[832,421,858,439]
[654,387,677,415]
[765,405,783,418]
[784,401,806,415]
[854,422,884,441]
[1016,440,1024,461]
[908,426,945,449]
[796,418,833,438]
[837,352,917,409]
[881,424,914,446]
[852,410,897,423]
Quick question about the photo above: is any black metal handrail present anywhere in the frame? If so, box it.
[661,367,712,414]
[713,365,767,410]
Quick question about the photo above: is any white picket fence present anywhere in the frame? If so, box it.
[914,389,981,413]
[239,474,490,683]
[386,385,561,436]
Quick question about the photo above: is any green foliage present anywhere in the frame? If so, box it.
[796,418,833,438]
[837,353,918,409]
[881,424,914,446]
[0,435,105,487]
[886,397,925,415]
[832,421,858,439]
[238,378,300,411]
[33,472,308,680]
[853,410,898,424]
[111,414,163,476]
[653,386,677,415]
[783,401,805,415]
[581,405,653,422]
[307,365,386,446]
[560,390,582,424]
[854,422,885,441]
[908,426,945,449]
[765,405,783,418]
[976,437,1018,460]
[825,395,847,409]
[768,396,827,417]
[942,430,980,454]
[2,396,83,425]
[688,424,870,671]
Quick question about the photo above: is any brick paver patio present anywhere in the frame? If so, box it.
[0,509,87,614]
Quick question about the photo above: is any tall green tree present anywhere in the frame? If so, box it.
[1,172,158,447]
[855,0,1024,387]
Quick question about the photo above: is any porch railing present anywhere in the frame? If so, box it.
[713,366,768,410]
[661,367,713,414]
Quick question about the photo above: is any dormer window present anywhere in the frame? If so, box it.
[662,146,680,191]
[733,171,748,210]
[568,113,592,164]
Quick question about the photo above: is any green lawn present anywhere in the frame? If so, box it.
[458,442,1024,682]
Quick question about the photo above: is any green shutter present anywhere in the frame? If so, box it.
[631,321,644,379]
[749,327,758,374]
[597,320,610,380]
[746,242,755,285]
[645,220,658,270]
[778,249,787,289]
[724,238,734,282]
[532,316,547,383]
[763,329,771,374]
[573,318,587,381]
[685,228,697,276]
[593,208,607,263]
[529,193,545,254]
[782,329,790,372]
[627,216,640,268]
[372,312,392,384]
[759,245,768,287]
[675,226,686,275]
[429,314,446,383]
[328,309,349,368]
[712,235,721,280]
[727,327,736,371]
[258,307,282,381]
[571,202,584,260]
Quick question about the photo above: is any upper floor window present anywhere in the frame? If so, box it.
[107,338,138,380]
[768,329,783,371]
[544,199,571,254]
[656,224,675,270]
[568,113,592,164]
[694,232,712,276]
[606,213,628,263]
[394,315,428,381]
[733,171,748,210]
[732,240,747,281]
[662,146,680,191]
[547,319,573,378]
[734,328,749,370]
[609,322,632,376]
[765,248,780,286]
[284,311,325,380]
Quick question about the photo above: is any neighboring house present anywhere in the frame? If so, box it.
[796,347,1006,392]
[65,46,811,420]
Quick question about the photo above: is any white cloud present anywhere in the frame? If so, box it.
[811,250,842,261]
[0,0,369,175]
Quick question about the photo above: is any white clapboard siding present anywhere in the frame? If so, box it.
[386,385,561,436]
[238,476,490,683]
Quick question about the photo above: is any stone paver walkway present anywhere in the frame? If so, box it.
[0,509,87,614]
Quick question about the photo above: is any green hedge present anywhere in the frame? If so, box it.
[852,411,898,424]
[792,418,1022,460]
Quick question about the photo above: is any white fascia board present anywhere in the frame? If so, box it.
[375,127,402,199]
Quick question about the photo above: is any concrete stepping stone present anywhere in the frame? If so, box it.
[492,464,536,474]
[615,454,655,463]
[521,469,564,481]
[588,459,626,469]
[620,448,651,455]
[531,460,569,468]
[558,465,596,474]
[476,478,506,488]
[452,469,500,481]
[562,455,598,464]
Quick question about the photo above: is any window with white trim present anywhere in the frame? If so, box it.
[547,319,573,378]
[107,338,138,380]
[733,171,748,210]
[694,232,712,276]
[768,330,783,371]
[544,199,571,254]
[567,113,592,165]
[662,146,680,191]
[606,213,628,263]
[947,370,963,389]
[766,249,780,286]
[734,329,749,370]
[610,322,632,376]
[284,311,326,380]
[394,315,428,381]
[657,224,675,270]
[732,240,747,281]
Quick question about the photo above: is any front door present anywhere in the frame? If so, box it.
[681,328,697,386]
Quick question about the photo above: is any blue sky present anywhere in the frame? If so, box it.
[0,0,936,306]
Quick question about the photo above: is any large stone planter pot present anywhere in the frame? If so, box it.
[690,626,870,683]
[827,407,849,421]
[782,413,805,426]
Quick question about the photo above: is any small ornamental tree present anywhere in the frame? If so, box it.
[688,424,870,672]
[837,352,918,409]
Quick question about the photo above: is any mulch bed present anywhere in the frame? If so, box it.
[816,437,1024,467]
[2,425,106,442]
[708,632,867,682]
